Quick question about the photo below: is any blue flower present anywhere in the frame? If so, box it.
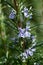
[26,26,31,31]
[18,27,25,38]
[20,47,36,62]
[9,10,16,19]
[22,7,29,18]
[18,32,25,38]
[24,31,31,38]
[18,27,31,38]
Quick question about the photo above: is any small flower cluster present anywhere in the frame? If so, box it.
[9,9,16,19]
[18,21,31,38]
[18,27,31,38]
[19,33,37,62]
[20,47,36,62]
[22,6,32,18]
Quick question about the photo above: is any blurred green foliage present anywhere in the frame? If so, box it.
[0,0,43,65]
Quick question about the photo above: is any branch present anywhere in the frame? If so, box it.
[13,0,22,28]
[14,0,18,12]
